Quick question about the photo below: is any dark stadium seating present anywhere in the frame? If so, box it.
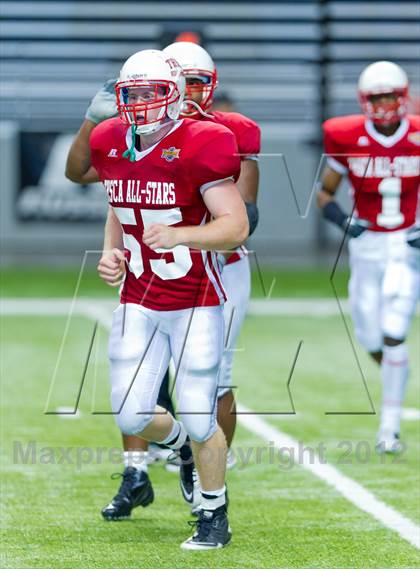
[1,0,419,137]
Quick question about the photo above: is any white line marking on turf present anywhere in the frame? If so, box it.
[1,297,419,317]
[3,298,420,548]
[237,404,420,550]
[0,297,350,316]
[402,408,420,421]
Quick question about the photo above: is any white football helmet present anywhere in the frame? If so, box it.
[358,61,409,126]
[115,49,186,135]
[163,42,218,117]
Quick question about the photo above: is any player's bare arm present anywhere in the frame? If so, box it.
[66,79,118,184]
[142,179,249,251]
[65,119,99,184]
[237,158,260,236]
[316,165,342,207]
[237,158,259,204]
[97,207,125,287]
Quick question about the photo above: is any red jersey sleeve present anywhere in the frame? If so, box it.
[191,126,241,193]
[89,122,106,174]
[212,111,261,158]
[323,118,349,174]
[89,117,121,175]
[236,118,260,158]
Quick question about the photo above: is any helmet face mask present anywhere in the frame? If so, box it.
[357,61,409,127]
[182,70,217,117]
[116,80,179,131]
[361,90,408,127]
[115,50,185,135]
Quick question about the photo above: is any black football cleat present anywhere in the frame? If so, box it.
[181,505,231,550]
[101,467,154,521]
[179,444,195,504]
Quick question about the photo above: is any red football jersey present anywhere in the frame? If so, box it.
[207,111,261,159]
[90,117,241,310]
[323,115,420,232]
[202,111,261,264]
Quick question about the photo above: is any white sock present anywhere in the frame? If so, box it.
[157,420,187,450]
[380,343,409,434]
[201,485,226,511]
[123,451,148,472]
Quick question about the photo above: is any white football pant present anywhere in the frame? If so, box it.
[218,255,251,397]
[348,229,420,352]
[108,303,224,443]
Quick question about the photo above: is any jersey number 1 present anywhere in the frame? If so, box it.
[113,207,193,280]
[377,177,404,229]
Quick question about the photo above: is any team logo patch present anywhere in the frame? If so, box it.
[408,132,420,145]
[108,148,118,157]
[357,136,370,146]
[161,147,181,162]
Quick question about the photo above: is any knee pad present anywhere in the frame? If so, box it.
[115,410,153,436]
[382,296,417,342]
[349,288,383,352]
[111,384,154,436]
[177,387,217,443]
[354,324,383,353]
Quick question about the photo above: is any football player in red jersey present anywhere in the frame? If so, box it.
[66,49,248,550]
[120,41,259,514]
[162,40,260,504]
[316,61,420,453]
[68,43,261,519]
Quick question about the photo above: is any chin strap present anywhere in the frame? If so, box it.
[184,99,214,119]
[122,124,137,162]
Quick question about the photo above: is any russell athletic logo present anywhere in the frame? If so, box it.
[161,147,181,162]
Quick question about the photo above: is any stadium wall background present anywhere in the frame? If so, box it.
[1,0,418,266]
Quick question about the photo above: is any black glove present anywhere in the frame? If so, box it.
[345,216,371,238]
[245,202,259,236]
[407,223,420,249]
[322,201,370,238]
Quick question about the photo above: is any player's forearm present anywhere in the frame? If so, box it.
[316,166,342,208]
[176,213,249,251]
[317,188,335,208]
[103,207,123,251]
[65,120,99,184]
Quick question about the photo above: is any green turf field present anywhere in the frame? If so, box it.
[0,266,350,299]
[1,269,419,568]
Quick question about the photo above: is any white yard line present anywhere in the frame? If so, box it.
[402,408,420,421]
[0,297,351,316]
[2,297,419,317]
[237,405,420,550]
[2,298,420,548]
